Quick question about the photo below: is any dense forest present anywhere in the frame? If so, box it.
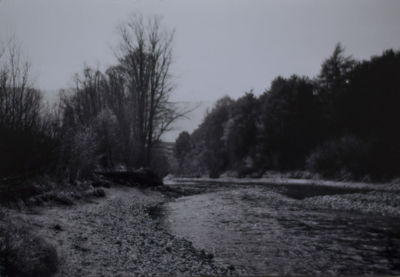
[174,44,400,181]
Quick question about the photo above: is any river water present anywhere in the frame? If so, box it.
[160,180,400,275]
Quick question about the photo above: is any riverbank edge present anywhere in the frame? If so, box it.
[1,184,239,277]
[164,175,400,191]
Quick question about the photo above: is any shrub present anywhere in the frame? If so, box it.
[0,222,58,277]
[306,135,372,180]
[150,148,171,178]
[0,39,60,180]
[59,126,99,180]
[84,187,106,198]
[53,192,74,205]
[33,191,74,206]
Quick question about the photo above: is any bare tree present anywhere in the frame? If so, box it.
[117,14,185,166]
[0,38,42,131]
[60,66,108,128]
[0,38,58,178]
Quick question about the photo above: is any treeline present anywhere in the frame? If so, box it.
[174,44,400,181]
[0,39,59,180]
[0,15,180,182]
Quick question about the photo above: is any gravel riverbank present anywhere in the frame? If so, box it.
[9,185,236,276]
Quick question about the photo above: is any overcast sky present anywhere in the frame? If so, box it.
[1,0,400,140]
[1,0,400,102]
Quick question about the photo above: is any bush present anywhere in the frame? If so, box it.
[0,177,55,205]
[59,126,99,180]
[97,168,163,187]
[306,135,372,180]
[84,187,106,198]
[0,39,60,180]
[53,192,74,205]
[32,191,74,206]
[150,148,171,178]
[0,222,58,277]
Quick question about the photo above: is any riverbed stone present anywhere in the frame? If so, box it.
[11,186,235,277]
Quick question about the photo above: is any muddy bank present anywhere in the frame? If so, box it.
[7,186,237,276]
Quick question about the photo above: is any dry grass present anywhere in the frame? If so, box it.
[0,220,58,277]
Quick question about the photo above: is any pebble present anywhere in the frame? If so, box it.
[42,187,239,277]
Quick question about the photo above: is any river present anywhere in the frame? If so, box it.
[160,179,400,275]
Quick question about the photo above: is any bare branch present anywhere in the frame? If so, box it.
[0,37,38,130]
[116,14,178,165]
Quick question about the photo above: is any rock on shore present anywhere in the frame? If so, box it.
[13,186,235,276]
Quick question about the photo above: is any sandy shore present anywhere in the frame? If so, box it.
[11,186,235,276]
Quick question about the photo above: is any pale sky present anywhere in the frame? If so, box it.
[1,0,400,140]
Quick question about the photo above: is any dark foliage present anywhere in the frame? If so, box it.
[174,46,400,181]
[174,131,192,167]
[96,168,163,187]
[0,223,58,277]
[260,76,319,170]
[2,36,400,183]
[341,50,400,178]
[0,39,60,181]
[306,135,373,180]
